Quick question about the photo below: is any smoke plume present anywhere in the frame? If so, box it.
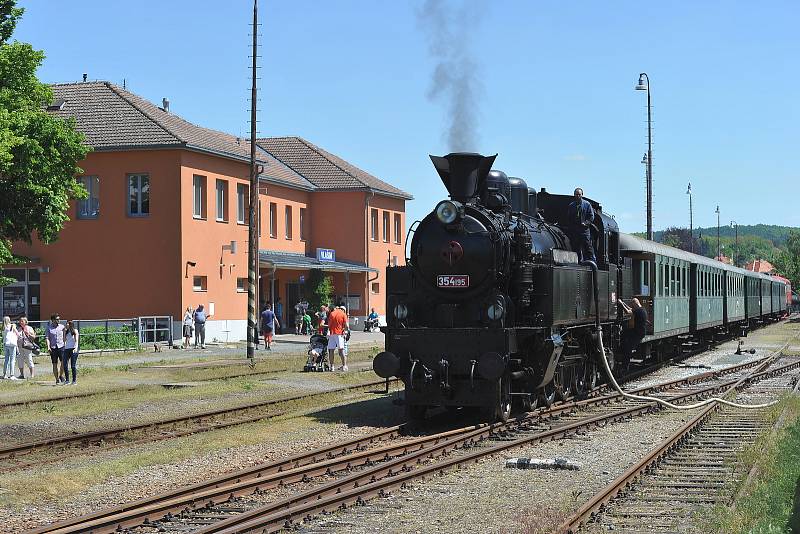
[418,0,484,152]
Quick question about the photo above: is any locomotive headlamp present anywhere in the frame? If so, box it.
[435,200,463,224]
[394,303,408,320]
[487,301,505,321]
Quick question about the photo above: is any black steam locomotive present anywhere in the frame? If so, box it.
[373,153,620,421]
[372,152,789,422]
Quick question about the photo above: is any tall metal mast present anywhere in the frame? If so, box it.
[247,0,259,363]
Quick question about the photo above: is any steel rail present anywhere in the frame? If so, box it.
[28,356,772,534]
[194,360,800,534]
[0,378,399,463]
[555,342,798,533]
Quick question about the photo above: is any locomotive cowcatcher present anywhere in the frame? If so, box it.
[373,153,623,421]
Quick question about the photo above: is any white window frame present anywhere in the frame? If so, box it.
[77,176,100,219]
[192,275,208,292]
[236,184,248,225]
[127,173,150,216]
[215,179,228,222]
[193,175,206,219]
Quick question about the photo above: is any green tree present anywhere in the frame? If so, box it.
[0,1,89,285]
[772,230,800,289]
[306,269,333,315]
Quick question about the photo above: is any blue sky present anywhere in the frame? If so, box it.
[16,0,800,232]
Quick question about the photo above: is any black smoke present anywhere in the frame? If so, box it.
[418,0,484,152]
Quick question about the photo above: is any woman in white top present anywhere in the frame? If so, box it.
[2,316,19,380]
[182,307,193,349]
[16,316,35,379]
[63,319,80,385]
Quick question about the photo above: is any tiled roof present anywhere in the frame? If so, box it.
[48,82,409,199]
[256,136,412,199]
[50,82,253,161]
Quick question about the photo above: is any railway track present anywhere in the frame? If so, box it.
[557,359,800,533]
[0,378,399,472]
[0,365,374,411]
[28,355,783,534]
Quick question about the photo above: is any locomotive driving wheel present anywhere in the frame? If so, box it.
[573,358,596,396]
[483,378,512,422]
[553,365,573,401]
[539,381,556,407]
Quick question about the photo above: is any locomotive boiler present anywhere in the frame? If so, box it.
[373,153,621,421]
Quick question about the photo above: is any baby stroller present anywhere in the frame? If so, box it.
[304,334,332,372]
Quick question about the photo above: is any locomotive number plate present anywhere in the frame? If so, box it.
[437,274,469,288]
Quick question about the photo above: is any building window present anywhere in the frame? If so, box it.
[382,211,390,242]
[236,277,248,292]
[371,208,378,241]
[128,174,150,216]
[394,213,401,243]
[193,175,206,219]
[193,275,208,292]
[77,176,100,219]
[285,205,293,240]
[216,179,228,222]
[258,200,262,237]
[371,282,379,293]
[237,184,248,224]
[300,208,307,241]
[269,202,277,238]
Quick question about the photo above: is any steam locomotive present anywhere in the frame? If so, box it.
[372,153,789,422]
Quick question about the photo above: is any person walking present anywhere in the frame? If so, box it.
[62,320,79,384]
[45,314,66,385]
[16,317,36,379]
[2,316,19,380]
[260,304,279,350]
[327,305,349,371]
[193,304,208,349]
[182,306,193,349]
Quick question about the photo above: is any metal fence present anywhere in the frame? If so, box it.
[24,316,173,351]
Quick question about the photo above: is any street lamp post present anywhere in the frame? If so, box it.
[635,73,653,240]
[686,182,693,253]
[730,221,738,267]
[715,205,721,260]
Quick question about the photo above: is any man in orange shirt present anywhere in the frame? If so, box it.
[327,305,349,371]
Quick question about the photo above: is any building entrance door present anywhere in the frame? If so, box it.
[286,282,307,332]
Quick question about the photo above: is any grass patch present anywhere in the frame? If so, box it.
[0,389,400,509]
[705,394,800,533]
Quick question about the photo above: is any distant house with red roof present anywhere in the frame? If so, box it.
[745,259,776,274]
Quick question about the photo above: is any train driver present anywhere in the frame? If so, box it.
[618,298,648,368]
[567,187,596,263]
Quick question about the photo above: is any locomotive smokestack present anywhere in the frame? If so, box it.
[430,152,497,203]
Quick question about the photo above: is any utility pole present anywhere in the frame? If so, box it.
[246,0,259,364]
[715,205,720,260]
[686,182,693,253]
[635,73,653,240]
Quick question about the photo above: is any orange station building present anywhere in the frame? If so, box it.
[5,82,411,340]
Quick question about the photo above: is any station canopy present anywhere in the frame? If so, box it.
[258,250,377,273]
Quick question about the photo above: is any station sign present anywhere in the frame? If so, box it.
[316,248,336,263]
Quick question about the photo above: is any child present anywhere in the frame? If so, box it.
[302,312,313,336]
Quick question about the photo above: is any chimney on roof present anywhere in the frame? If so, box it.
[82,73,87,82]
[162,98,170,113]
